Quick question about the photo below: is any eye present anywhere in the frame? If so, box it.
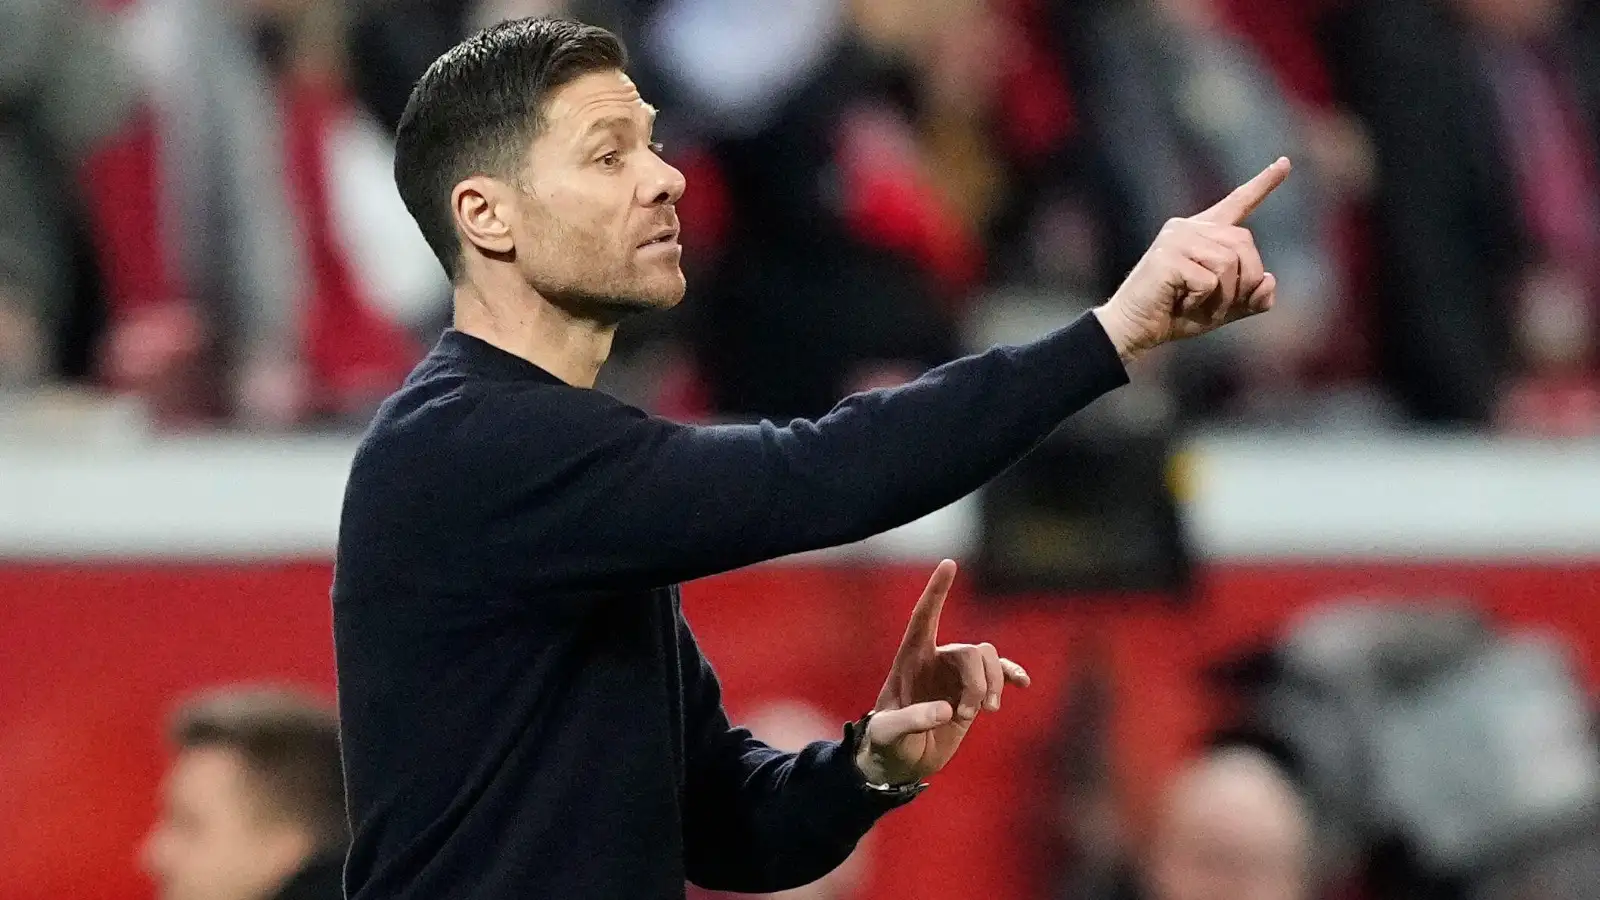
[599,151,622,169]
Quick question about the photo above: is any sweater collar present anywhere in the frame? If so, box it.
[432,329,568,386]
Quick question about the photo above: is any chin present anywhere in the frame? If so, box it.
[546,272,684,320]
[619,271,687,311]
[652,277,688,309]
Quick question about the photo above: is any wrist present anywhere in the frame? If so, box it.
[1091,304,1147,367]
[845,711,926,797]
[853,741,891,786]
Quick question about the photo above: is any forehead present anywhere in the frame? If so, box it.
[541,69,655,133]
[167,746,252,805]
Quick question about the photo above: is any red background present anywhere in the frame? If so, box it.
[3,561,1598,900]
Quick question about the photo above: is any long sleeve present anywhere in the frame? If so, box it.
[470,310,1127,593]
[676,608,901,893]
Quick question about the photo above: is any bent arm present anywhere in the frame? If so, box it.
[677,610,901,892]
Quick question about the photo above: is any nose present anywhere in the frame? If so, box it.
[640,154,686,208]
[138,827,164,875]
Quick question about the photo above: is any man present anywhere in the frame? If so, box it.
[1142,748,1313,900]
[141,686,349,900]
[333,15,1289,900]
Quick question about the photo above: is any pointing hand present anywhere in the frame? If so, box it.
[855,560,1030,786]
[1094,157,1292,363]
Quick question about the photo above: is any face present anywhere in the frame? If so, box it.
[141,747,310,900]
[1451,0,1563,38]
[457,69,687,315]
[1154,0,1223,31]
[1146,806,1307,900]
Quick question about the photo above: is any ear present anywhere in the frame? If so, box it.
[452,176,517,257]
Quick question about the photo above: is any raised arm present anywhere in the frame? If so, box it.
[478,160,1292,592]
[482,311,1125,592]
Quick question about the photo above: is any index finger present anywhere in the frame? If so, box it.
[897,559,957,653]
[1192,157,1291,225]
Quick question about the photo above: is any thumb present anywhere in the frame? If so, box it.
[868,701,954,745]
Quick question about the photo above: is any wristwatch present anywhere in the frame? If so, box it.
[844,711,930,800]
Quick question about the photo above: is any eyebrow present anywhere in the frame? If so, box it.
[582,106,658,140]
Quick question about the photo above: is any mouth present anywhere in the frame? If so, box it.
[637,228,679,249]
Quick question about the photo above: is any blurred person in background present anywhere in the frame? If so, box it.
[1055,745,1316,900]
[347,0,572,136]
[1330,0,1600,431]
[0,0,134,387]
[103,0,448,427]
[1213,0,1381,403]
[636,0,970,420]
[852,0,1120,311]
[1137,747,1313,900]
[141,685,347,900]
[1064,0,1344,423]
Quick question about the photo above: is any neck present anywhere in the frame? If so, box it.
[452,278,617,388]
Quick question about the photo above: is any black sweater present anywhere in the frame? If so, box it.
[330,311,1128,900]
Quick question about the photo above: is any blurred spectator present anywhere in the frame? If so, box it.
[1140,748,1313,900]
[1054,743,1313,900]
[1214,0,1380,395]
[141,685,347,900]
[346,0,571,136]
[102,0,448,427]
[638,0,966,420]
[1330,0,1600,430]
[862,0,1121,306]
[688,699,874,900]
[1064,0,1343,422]
[1048,643,1128,900]
[0,0,135,386]
[347,0,474,136]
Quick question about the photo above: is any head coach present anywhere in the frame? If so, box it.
[331,15,1290,900]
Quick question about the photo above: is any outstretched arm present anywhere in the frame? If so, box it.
[476,161,1291,593]
[482,310,1126,592]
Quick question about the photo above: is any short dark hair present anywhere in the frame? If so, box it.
[393,17,628,281]
[171,685,349,851]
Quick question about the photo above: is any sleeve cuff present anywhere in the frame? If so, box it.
[807,718,923,834]
[1063,309,1132,388]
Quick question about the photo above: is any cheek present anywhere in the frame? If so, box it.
[536,179,628,245]
[166,819,270,894]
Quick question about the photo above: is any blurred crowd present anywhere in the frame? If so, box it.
[143,596,1600,900]
[6,0,1600,434]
